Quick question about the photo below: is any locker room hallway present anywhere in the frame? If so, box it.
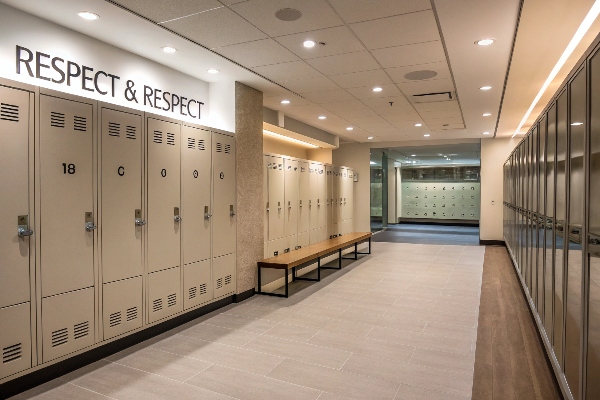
[372,223,480,246]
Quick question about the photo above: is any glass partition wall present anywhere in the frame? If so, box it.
[503,41,600,400]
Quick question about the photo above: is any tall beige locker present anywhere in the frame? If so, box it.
[182,126,213,308]
[147,117,181,273]
[317,164,327,229]
[326,166,334,237]
[267,156,284,241]
[308,163,319,231]
[298,162,310,234]
[212,132,236,258]
[283,158,299,238]
[263,155,269,251]
[0,86,33,379]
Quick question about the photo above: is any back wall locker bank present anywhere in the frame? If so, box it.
[0,78,236,384]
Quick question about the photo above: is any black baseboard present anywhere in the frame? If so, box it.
[398,218,479,227]
[234,287,255,303]
[479,240,506,246]
[0,295,235,400]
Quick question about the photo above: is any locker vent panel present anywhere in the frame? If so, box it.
[126,307,138,321]
[74,321,89,339]
[187,137,196,149]
[109,311,121,327]
[216,278,223,289]
[225,275,232,286]
[153,130,163,144]
[224,144,231,154]
[126,126,136,140]
[199,283,207,295]
[216,143,223,152]
[51,328,68,347]
[198,139,205,150]
[152,298,162,312]
[2,343,22,363]
[108,122,120,137]
[189,286,197,299]
[74,116,87,132]
[166,133,175,146]
[167,293,177,307]
[0,103,19,122]
[50,111,65,128]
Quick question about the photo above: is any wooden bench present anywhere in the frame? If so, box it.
[257,232,373,298]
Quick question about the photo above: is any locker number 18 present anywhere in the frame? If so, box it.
[62,163,76,174]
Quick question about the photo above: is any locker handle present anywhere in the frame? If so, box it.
[174,207,182,222]
[205,206,212,219]
[85,222,97,231]
[230,205,236,217]
[135,219,147,226]
[17,215,33,237]
[17,227,33,237]
[174,215,182,222]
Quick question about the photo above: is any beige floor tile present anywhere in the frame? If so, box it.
[186,364,321,400]
[9,379,114,400]
[282,313,332,330]
[296,304,346,319]
[394,383,470,400]
[335,308,382,325]
[367,326,473,355]
[422,321,478,340]
[177,322,260,346]
[375,314,427,333]
[267,359,399,400]
[323,318,375,338]
[263,322,320,342]
[202,313,279,333]
[409,347,475,375]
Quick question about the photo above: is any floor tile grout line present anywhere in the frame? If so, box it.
[66,381,121,400]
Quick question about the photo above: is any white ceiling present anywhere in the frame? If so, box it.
[1,0,522,143]
[371,143,481,167]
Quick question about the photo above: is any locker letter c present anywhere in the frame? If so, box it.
[118,166,125,176]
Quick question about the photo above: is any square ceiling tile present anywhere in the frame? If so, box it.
[252,60,323,82]
[274,26,364,59]
[302,89,356,104]
[397,79,455,96]
[386,61,452,84]
[328,69,393,89]
[279,76,340,93]
[163,7,267,48]
[319,99,369,112]
[279,103,331,120]
[214,39,299,67]
[350,10,440,50]
[343,115,388,126]
[346,84,403,100]
[420,109,464,120]
[371,106,419,119]
[361,95,412,109]
[306,52,380,75]
[330,107,379,118]
[327,0,431,23]
[372,41,446,68]
[414,100,460,112]
[264,93,312,109]
[114,0,223,23]
[229,0,343,37]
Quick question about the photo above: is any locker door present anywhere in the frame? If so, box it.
[0,86,31,309]
[317,164,326,228]
[212,132,236,258]
[147,117,180,273]
[268,156,285,241]
[298,162,310,233]
[182,126,211,264]
[308,163,319,230]
[347,169,354,226]
[283,158,299,237]
[40,95,94,297]
[263,155,269,242]
[101,108,142,283]
[326,166,334,236]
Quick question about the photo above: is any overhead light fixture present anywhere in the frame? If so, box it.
[263,130,318,148]
[571,122,584,126]
[280,100,290,104]
[318,116,326,120]
[480,86,492,91]
[415,123,422,127]
[346,127,354,130]
[513,1,600,138]
[475,38,495,46]
[482,131,490,135]
[162,46,177,53]
[78,11,99,20]
[303,40,316,48]
[367,136,373,140]
[207,68,219,74]
[411,154,416,156]
[482,113,491,117]
[424,134,430,137]
[372,87,383,92]
[438,154,443,156]
[370,161,376,165]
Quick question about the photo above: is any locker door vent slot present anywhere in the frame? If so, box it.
[167,293,177,307]
[152,299,162,312]
[74,116,87,132]
[199,283,207,295]
[216,278,223,289]
[74,321,89,340]
[198,139,205,150]
[2,343,22,363]
[166,133,175,146]
[224,144,231,154]
[126,125,136,139]
[189,286,197,299]
[216,143,223,152]
[109,311,121,327]
[108,122,120,137]
[0,103,19,122]
[153,130,163,144]
[187,137,196,149]
[126,307,138,321]
[50,111,65,128]
[225,275,232,286]
[51,328,68,347]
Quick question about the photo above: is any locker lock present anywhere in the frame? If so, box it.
[17,215,33,238]
[266,202,270,212]
[299,200,302,208]
[174,207,182,222]
[204,205,212,219]
[288,201,291,209]
[278,201,281,211]
[230,205,236,217]
[85,212,97,231]
[135,209,146,226]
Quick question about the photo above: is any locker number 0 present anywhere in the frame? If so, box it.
[193,170,198,178]
[161,169,167,177]
[62,163,76,174]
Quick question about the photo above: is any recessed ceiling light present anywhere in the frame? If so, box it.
[411,154,416,156]
[207,68,219,74]
[303,40,316,48]
[280,100,290,104]
[480,86,492,91]
[415,123,422,127]
[372,87,383,92]
[482,131,491,135]
[318,116,326,120]
[162,46,177,53]
[475,38,495,46]
[78,11,99,20]
[346,127,353,131]
[424,134,430,137]
[571,122,584,125]
[438,154,443,156]
[482,113,492,117]
[367,136,373,140]
[370,161,376,165]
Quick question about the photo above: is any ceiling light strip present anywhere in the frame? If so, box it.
[512,0,600,138]
[263,130,318,148]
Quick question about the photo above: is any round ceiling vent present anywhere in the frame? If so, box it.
[275,8,302,21]
[404,70,438,80]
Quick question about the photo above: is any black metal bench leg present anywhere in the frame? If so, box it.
[318,257,321,281]
[338,249,342,269]
[257,265,262,294]
[285,269,289,298]
[368,237,371,254]
[292,267,296,281]
[354,242,358,260]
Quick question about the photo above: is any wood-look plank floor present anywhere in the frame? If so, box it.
[472,246,562,399]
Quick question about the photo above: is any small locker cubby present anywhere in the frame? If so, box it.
[184,260,212,310]
[102,276,143,340]
[148,267,182,324]
[0,303,31,380]
[213,254,235,298]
